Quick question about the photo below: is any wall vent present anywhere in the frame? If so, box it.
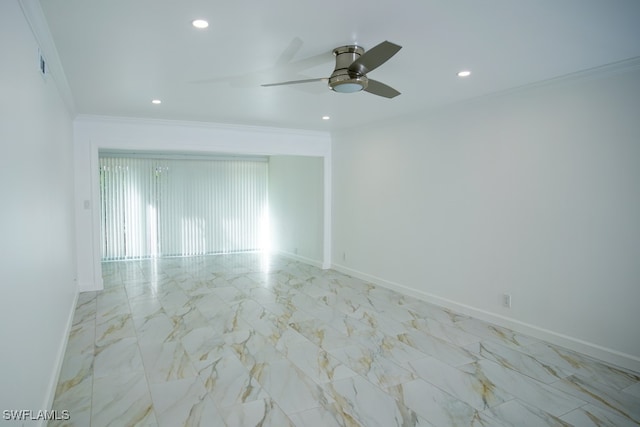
[38,49,46,77]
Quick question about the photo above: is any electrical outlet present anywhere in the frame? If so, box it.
[342,252,346,261]
[502,293,512,308]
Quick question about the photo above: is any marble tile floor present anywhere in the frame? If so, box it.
[50,253,640,427]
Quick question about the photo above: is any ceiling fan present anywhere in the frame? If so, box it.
[262,41,402,98]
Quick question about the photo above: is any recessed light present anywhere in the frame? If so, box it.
[457,70,471,77]
[192,19,209,29]
[151,99,162,104]
[322,116,330,120]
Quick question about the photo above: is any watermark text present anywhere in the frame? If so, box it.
[3,410,70,421]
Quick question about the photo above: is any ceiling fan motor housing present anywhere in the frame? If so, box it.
[329,45,368,93]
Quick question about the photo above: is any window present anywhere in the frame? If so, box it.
[99,155,268,260]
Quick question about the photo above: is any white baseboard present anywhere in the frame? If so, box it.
[41,289,78,425]
[78,279,103,292]
[331,263,640,373]
[277,251,324,269]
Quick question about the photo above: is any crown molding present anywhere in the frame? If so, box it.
[18,0,77,116]
[74,114,331,139]
[355,55,640,132]
[490,55,640,98]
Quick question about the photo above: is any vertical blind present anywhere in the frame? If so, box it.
[99,156,268,260]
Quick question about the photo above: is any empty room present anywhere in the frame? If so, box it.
[2,0,640,426]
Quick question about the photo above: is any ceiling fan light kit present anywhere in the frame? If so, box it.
[262,40,402,98]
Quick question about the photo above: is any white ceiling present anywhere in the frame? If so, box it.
[39,0,640,131]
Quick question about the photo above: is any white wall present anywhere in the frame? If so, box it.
[269,156,325,266]
[0,0,77,420]
[331,65,640,371]
[74,116,331,290]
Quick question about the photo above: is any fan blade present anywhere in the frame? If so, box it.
[262,78,327,87]
[364,79,401,98]
[275,37,304,66]
[349,41,402,75]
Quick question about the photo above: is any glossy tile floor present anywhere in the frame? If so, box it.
[51,253,640,426]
